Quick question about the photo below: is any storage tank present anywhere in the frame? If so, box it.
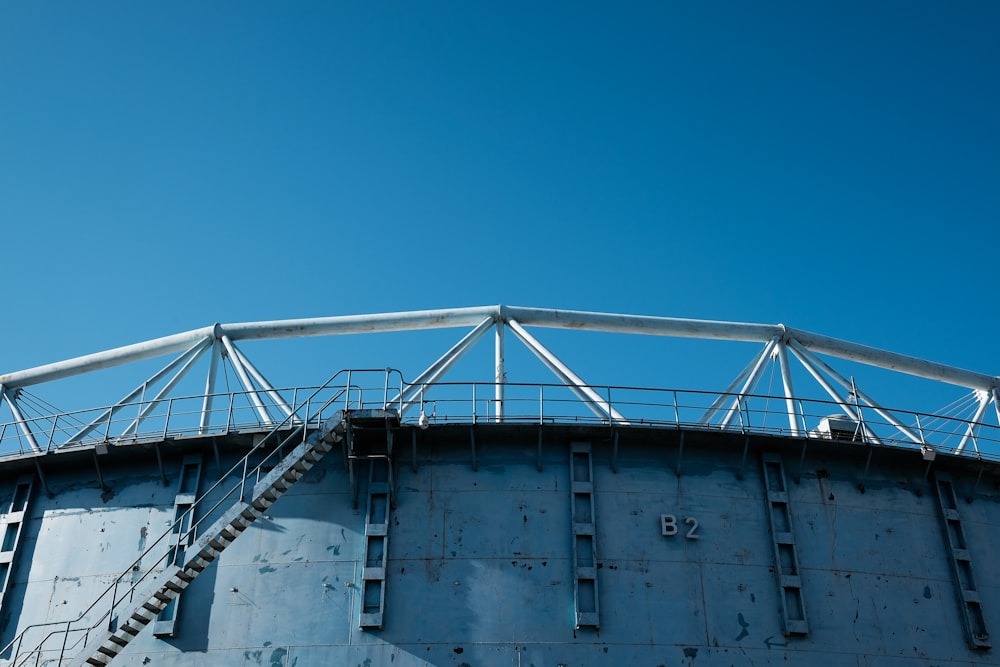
[0,306,997,666]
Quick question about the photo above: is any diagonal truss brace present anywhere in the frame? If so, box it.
[120,343,209,438]
[219,335,274,426]
[229,342,295,422]
[788,339,925,445]
[786,339,882,445]
[699,338,778,426]
[391,317,495,417]
[507,319,629,425]
[63,338,213,447]
[956,390,992,454]
[0,385,41,453]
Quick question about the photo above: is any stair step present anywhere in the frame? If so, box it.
[120,622,142,636]
[97,644,119,658]
[63,415,348,667]
[142,600,165,614]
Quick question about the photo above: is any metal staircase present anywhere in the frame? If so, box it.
[4,370,399,667]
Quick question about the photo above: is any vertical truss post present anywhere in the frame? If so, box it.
[199,338,223,433]
[776,340,801,437]
[495,322,506,423]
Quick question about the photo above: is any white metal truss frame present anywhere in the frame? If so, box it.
[0,305,998,454]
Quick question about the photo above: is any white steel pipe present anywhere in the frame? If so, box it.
[220,335,272,425]
[699,340,775,425]
[956,390,991,454]
[495,322,506,423]
[776,341,801,437]
[719,337,778,429]
[503,306,779,342]
[230,344,295,420]
[121,343,208,437]
[199,340,222,433]
[3,306,996,397]
[786,342,881,444]
[788,339,922,445]
[507,319,629,425]
[221,306,499,341]
[64,338,213,446]
[0,327,215,389]
[0,386,41,453]
[393,317,495,413]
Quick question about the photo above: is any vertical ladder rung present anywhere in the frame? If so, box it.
[570,442,599,629]
[360,457,392,630]
[934,472,991,649]
[0,473,34,614]
[761,454,808,636]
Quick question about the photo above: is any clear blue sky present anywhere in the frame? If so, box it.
[1,3,998,427]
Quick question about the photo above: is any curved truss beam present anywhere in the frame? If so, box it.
[1,306,996,393]
[0,306,997,457]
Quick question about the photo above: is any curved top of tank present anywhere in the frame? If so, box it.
[0,305,998,461]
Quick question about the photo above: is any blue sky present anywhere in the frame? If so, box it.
[1,3,998,433]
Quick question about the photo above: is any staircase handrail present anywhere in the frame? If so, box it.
[4,368,402,666]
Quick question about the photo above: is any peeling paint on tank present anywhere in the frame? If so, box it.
[259,565,277,574]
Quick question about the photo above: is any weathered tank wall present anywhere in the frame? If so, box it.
[1,426,999,666]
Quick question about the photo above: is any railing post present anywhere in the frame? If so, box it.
[672,391,679,428]
[539,385,544,424]
[163,398,174,441]
[345,371,352,411]
[240,455,250,502]
[383,370,389,410]
[47,416,58,452]
[472,384,477,425]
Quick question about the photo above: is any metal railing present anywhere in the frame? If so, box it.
[1,378,998,464]
[0,373,998,663]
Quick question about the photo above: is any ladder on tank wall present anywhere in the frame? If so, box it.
[5,371,392,667]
